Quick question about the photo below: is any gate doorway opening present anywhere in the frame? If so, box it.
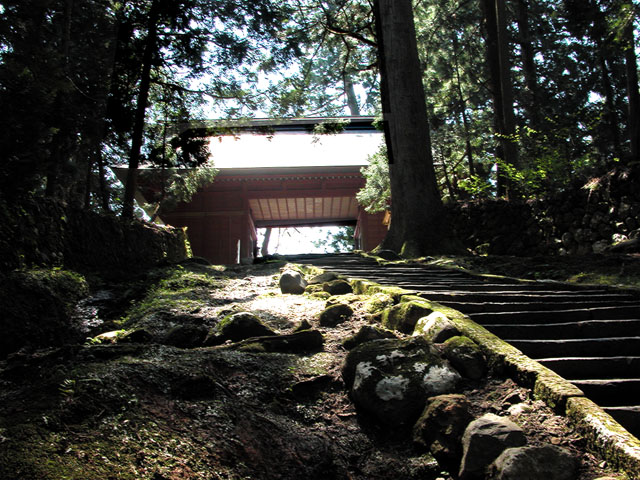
[257,226,356,257]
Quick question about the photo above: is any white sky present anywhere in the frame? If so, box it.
[209,130,383,169]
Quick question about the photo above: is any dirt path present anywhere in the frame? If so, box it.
[0,260,628,479]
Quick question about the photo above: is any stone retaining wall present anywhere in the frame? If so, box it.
[449,168,640,255]
[0,199,190,273]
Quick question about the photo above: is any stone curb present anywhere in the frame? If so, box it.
[347,270,640,478]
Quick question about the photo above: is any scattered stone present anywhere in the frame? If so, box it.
[308,271,340,285]
[279,269,307,294]
[220,329,324,354]
[414,311,461,343]
[322,279,353,295]
[218,312,276,342]
[342,325,397,350]
[413,394,473,472]
[318,303,354,327]
[382,300,434,334]
[458,413,527,479]
[342,337,461,426]
[489,444,578,480]
[163,324,208,348]
[442,336,487,380]
[120,328,153,344]
[293,319,313,332]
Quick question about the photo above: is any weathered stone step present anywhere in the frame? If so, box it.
[537,357,640,380]
[603,406,640,438]
[484,319,640,340]
[508,337,640,358]
[439,300,640,314]
[570,379,640,406]
[469,305,640,323]
[416,291,638,304]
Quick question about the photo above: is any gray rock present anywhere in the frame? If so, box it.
[218,312,276,342]
[459,413,527,479]
[414,312,461,343]
[413,394,472,472]
[442,336,487,380]
[490,444,578,480]
[318,303,353,327]
[279,270,307,294]
[322,279,353,295]
[342,337,461,426]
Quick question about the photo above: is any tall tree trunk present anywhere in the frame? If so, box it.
[481,0,519,197]
[495,0,519,173]
[452,32,474,176]
[373,0,461,257]
[623,18,640,162]
[515,0,539,128]
[122,0,159,219]
[599,52,623,159]
[261,227,272,256]
[344,74,361,116]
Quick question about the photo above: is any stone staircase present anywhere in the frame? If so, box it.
[289,254,640,439]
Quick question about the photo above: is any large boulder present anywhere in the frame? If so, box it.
[489,444,579,480]
[458,413,527,479]
[279,270,307,294]
[413,394,473,472]
[342,337,461,426]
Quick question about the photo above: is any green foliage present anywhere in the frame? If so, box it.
[311,226,356,253]
[356,144,390,213]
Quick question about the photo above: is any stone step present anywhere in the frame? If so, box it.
[439,299,640,314]
[570,379,640,406]
[603,406,640,439]
[469,305,640,324]
[508,337,640,358]
[484,319,640,340]
[537,357,640,380]
[416,291,638,304]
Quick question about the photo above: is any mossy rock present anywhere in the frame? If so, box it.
[414,312,461,343]
[382,301,434,334]
[308,271,341,285]
[363,293,395,314]
[304,284,324,294]
[442,336,487,380]
[325,293,361,307]
[318,303,354,327]
[217,312,276,342]
[322,279,353,295]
